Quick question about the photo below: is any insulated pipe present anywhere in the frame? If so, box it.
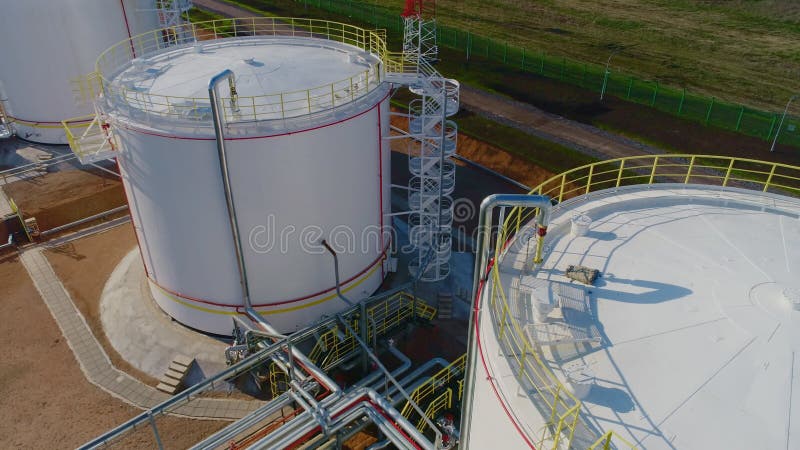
[459,194,552,450]
[248,320,342,399]
[338,316,441,449]
[209,70,251,310]
[253,389,433,450]
[322,239,369,373]
[211,71,342,401]
[188,392,295,450]
[258,402,411,450]
[232,352,446,450]
[320,239,355,307]
[359,342,413,391]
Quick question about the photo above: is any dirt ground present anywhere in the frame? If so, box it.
[388,111,564,190]
[44,223,161,386]
[0,254,225,449]
[2,165,127,231]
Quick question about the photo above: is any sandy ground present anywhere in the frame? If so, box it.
[0,254,226,449]
[44,223,160,386]
[2,166,126,231]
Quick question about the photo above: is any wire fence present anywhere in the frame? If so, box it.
[294,0,800,150]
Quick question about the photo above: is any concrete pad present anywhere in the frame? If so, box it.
[101,249,229,381]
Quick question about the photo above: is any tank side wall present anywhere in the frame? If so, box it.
[115,126,244,310]
[227,102,386,304]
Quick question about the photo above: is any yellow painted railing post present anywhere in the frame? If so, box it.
[585,164,594,195]
[616,159,626,188]
[517,344,528,378]
[764,164,777,192]
[685,155,696,184]
[649,156,659,185]
[722,158,735,187]
[566,404,580,447]
[558,173,567,203]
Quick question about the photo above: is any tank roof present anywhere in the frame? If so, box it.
[96,19,388,124]
[471,184,800,449]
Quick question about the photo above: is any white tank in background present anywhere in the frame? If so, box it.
[0,0,165,143]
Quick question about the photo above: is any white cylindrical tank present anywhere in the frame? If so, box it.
[0,0,161,144]
[100,21,392,334]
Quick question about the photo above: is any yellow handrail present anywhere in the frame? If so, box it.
[308,291,437,369]
[483,155,800,448]
[90,17,394,122]
[401,354,466,418]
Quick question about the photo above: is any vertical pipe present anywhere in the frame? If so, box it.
[460,194,551,449]
[209,70,251,310]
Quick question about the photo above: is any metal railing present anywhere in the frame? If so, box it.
[479,155,800,449]
[400,354,465,419]
[91,17,392,122]
[417,388,453,432]
[308,291,437,370]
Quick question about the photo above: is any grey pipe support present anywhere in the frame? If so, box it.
[459,194,552,450]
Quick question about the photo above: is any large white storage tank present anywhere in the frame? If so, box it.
[0,0,162,144]
[93,19,392,335]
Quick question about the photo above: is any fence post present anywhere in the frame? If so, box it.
[651,81,659,106]
[466,32,472,61]
[521,48,526,70]
[767,114,778,140]
[503,42,508,64]
[678,88,686,115]
[540,51,545,75]
[626,77,633,99]
[705,97,715,126]
[735,106,744,131]
[560,57,565,81]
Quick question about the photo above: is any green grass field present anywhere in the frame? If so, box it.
[368,0,800,110]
